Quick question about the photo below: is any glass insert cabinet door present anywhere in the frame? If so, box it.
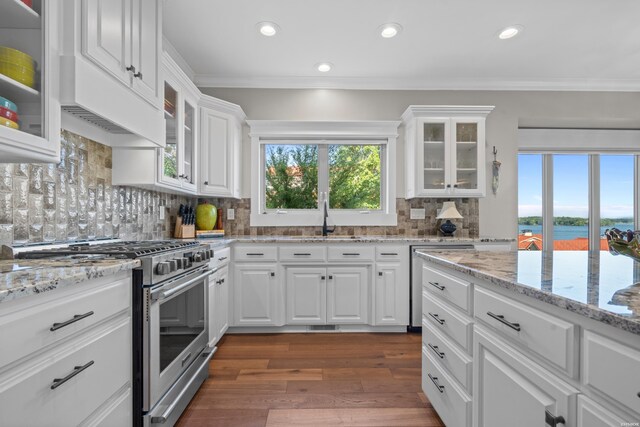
[452,120,480,193]
[182,100,195,185]
[419,119,450,193]
[162,81,179,183]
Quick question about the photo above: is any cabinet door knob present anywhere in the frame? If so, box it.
[378,271,383,277]
[270,272,275,277]
[321,275,326,280]
[204,181,209,185]
[453,184,459,188]
[446,184,451,188]
[328,275,333,280]
[126,65,136,73]
[134,71,143,79]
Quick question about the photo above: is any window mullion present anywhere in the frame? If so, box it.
[589,154,601,252]
[542,154,554,252]
[318,145,329,209]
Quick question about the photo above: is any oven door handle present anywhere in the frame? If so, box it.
[151,269,215,301]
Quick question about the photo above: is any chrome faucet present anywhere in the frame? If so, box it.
[322,196,335,237]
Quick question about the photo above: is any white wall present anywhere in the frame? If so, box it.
[200,88,640,239]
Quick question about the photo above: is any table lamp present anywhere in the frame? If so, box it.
[436,201,463,236]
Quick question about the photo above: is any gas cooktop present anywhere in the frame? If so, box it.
[15,240,203,259]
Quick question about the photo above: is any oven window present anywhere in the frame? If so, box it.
[158,281,205,373]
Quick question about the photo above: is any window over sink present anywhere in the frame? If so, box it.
[248,121,399,226]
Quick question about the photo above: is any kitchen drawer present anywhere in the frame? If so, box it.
[474,287,576,376]
[327,246,374,262]
[375,246,404,261]
[211,246,231,268]
[422,265,471,313]
[422,345,472,427]
[583,330,640,415]
[0,318,131,427]
[0,276,130,368]
[577,395,629,427]
[279,245,327,262]
[422,316,473,392]
[234,245,278,262]
[423,291,473,353]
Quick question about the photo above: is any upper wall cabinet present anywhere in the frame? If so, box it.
[198,96,245,199]
[111,52,199,194]
[0,0,61,163]
[402,106,494,198]
[59,0,164,146]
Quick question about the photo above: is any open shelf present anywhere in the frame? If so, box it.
[423,140,444,144]
[456,141,477,145]
[0,72,39,100]
[456,168,477,172]
[0,0,40,29]
[424,168,444,171]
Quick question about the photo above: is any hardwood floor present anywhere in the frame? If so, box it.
[176,333,444,427]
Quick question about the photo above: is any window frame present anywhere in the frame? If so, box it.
[518,128,640,251]
[248,121,400,227]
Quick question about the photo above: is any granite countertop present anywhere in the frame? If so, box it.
[415,249,640,335]
[217,236,514,244]
[0,256,141,305]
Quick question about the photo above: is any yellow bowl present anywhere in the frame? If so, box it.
[0,47,34,68]
[0,117,19,130]
[0,62,35,87]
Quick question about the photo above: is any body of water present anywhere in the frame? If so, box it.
[518,223,634,240]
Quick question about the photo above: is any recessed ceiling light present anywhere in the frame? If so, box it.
[257,21,279,37]
[378,23,402,38]
[498,25,523,40]
[316,62,332,73]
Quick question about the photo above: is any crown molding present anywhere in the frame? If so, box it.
[194,75,640,92]
[199,94,246,121]
[401,105,495,122]
[162,36,195,81]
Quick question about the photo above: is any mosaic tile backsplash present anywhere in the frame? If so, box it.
[0,131,191,246]
[201,198,479,238]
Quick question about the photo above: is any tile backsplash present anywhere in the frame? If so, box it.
[200,198,479,238]
[0,130,192,246]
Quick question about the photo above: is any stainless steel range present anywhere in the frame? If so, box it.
[16,240,217,427]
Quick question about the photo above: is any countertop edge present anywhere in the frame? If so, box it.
[415,251,640,336]
[0,259,141,305]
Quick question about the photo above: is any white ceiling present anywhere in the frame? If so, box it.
[163,0,640,91]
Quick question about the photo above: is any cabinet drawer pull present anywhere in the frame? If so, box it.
[545,410,566,427]
[427,373,444,393]
[218,256,227,261]
[428,343,445,359]
[294,253,311,256]
[246,253,264,256]
[51,360,94,390]
[50,311,95,332]
[428,312,445,325]
[428,281,445,291]
[342,253,360,256]
[380,253,398,256]
[487,311,521,331]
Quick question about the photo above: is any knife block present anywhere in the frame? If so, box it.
[173,217,195,239]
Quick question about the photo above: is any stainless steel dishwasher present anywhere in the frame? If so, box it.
[409,243,474,331]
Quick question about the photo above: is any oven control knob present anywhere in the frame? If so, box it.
[175,258,184,270]
[193,253,203,263]
[207,249,214,259]
[156,262,171,275]
[183,257,192,268]
[168,259,178,272]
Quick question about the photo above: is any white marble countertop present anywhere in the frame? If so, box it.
[415,249,640,335]
[206,235,513,244]
[0,256,140,304]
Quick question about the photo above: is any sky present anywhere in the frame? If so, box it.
[518,154,635,219]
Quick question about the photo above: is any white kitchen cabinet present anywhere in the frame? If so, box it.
[327,266,369,324]
[59,0,164,146]
[402,106,494,198]
[82,0,161,107]
[286,267,327,324]
[208,264,229,347]
[284,266,369,325]
[577,395,630,427]
[374,263,408,325]
[0,0,61,163]
[198,95,245,198]
[473,326,578,427]
[0,272,132,426]
[233,263,282,326]
[111,52,199,194]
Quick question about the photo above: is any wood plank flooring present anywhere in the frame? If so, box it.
[176,333,444,427]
